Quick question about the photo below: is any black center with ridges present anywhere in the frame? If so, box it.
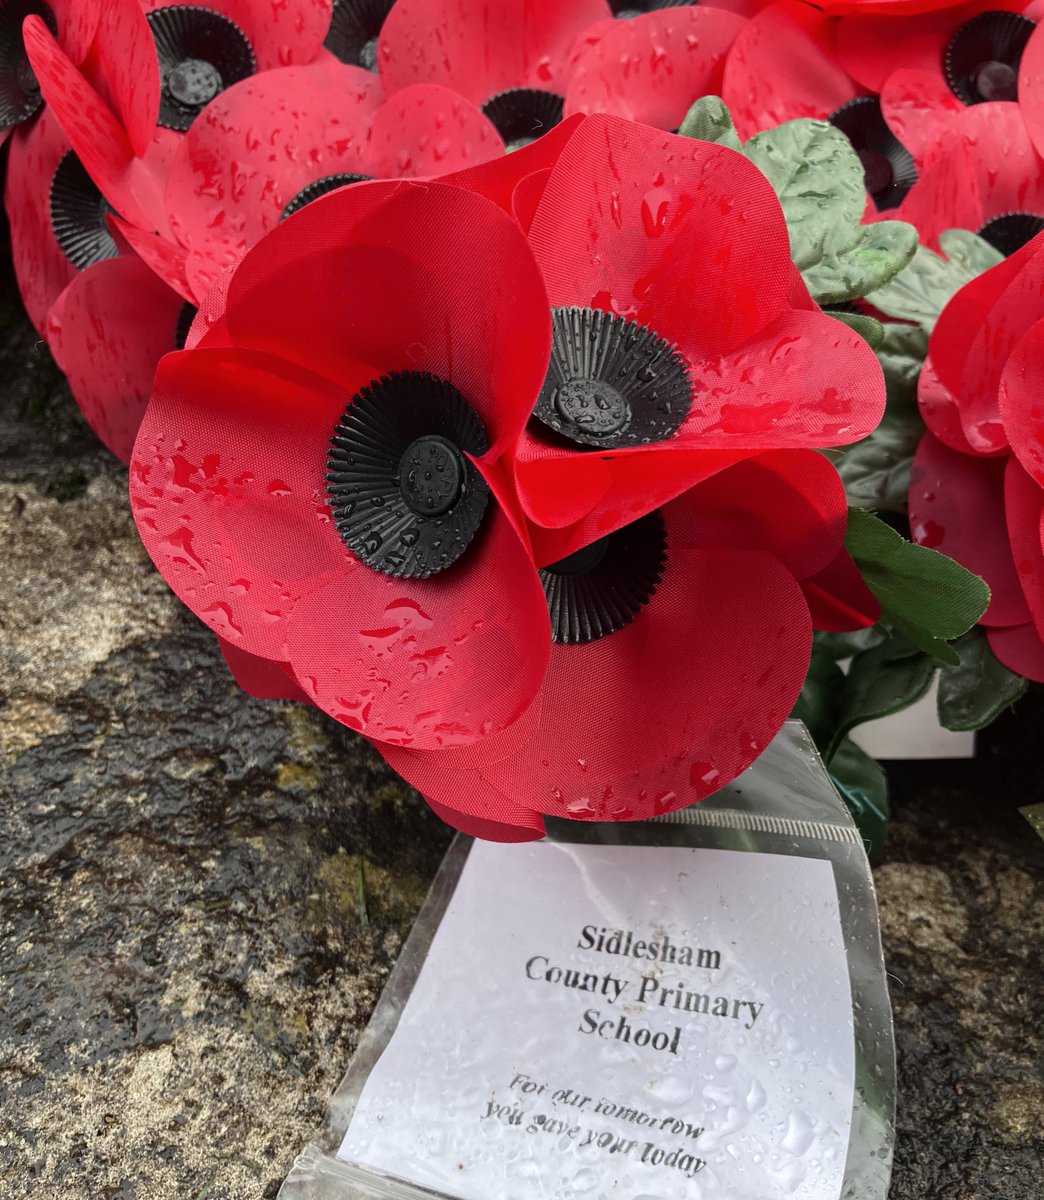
[174,302,198,350]
[611,0,691,17]
[828,96,918,211]
[978,211,1044,257]
[540,512,667,644]
[482,88,564,150]
[50,152,121,270]
[944,11,1036,105]
[325,0,395,70]
[281,174,373,220]
[0,0,56,131]
[148,6,255,131]
[535,307,692,450]
[327,372,490,579]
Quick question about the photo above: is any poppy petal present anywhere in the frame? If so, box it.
[801,546,881,631]
[284,501,551,749]
[1022,22,1044,160]
[377,0,610,104]
[47,257,186,463]
[1004,457,1044,637]
[109,217,195,303]
[986,621,1044,683]
[131,346,364,661]
[482,543,811,821]
[89,0,160,157]
[219,637,313,702]
[908,433,1030,626]
[917,353,984,456]
[165,62,380,289]
[722,0,860,139]
[223,181,551,459]
[999,315,1044,488]
[564,6,747,132]
[834,8,952,92]
[366,84,503,177]
[4,110,77,335]
[425,796,546,841]
[878,68,965,165]
[49,0,101,62]
[895,134,984,249]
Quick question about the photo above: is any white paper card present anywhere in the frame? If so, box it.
[338,841,855,1200]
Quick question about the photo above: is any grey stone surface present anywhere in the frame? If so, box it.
[1,260,1041,1200]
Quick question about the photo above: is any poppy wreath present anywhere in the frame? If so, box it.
[908,232,1044,682]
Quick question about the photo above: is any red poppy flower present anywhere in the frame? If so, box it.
[130,180,557,750]
[909,232,1044,682]
[46,257,192,463]
[377,449,871,840]
[505,115,885,549]
[563,5,748,132]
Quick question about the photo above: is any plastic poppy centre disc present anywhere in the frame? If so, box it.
[828,97,917,211]
[280,174,373,221]
[0,0,56,131]
[534,307,692,450]
[49,152,121,270]
[324,0,395,71]
[148,6,256,131]
[944,12,1036,105]
[978,211,1044,257]
[539,512,667,644]
[481,88,565,151]
[327,372,491,579]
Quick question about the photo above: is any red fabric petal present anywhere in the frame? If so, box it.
[109,218,195,304]
[87,0,160,157]
[909,433,1030,627]
[801,546,881,631]
[139,0,332,70]
[1004,456,1044,638]
[722,0,861,139]
[366,84,503,176]
[285,502,551,750]
[219,638,313,702]
[878,68,966,165]
[917,353,984,456]
[377,0,610,104]
[1022,23,1044,161]
[47,257,186,463]
[483,544,812,821]
[528,115,792,361]
[834,7,954,92]
[425,797,546,842]
[24,17,175,235]
[49,0,101,62]
[223,181,551,460]
[511,168,551,233]
[131,346,362,660]
[933,234,1044,455]
[895,135,984,249]
[165,63,381,291]
[436,112,585,216]
[4,111,76,335]
[999,314,1044,488]
[987,621,1044,683]
[564,6,746,131]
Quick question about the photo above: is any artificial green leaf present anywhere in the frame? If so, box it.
[876,323,929,401]
[677,95,742,151]
[802,220,919,304]
[827,310,884,350]
[829,737,890,858]
[865,229,1001,332]
[813,626,889,660]
[845,508,991,663]
[936,228,1004,278]
[937,628,1029,731]
[743,119,865,269]
[827,632,936,759]
[791,648,846,753]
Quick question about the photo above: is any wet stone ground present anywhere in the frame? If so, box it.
[1,247,1042,1200]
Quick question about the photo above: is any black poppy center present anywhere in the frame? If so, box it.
[325,0,395,70]
[482,87,564,150]
[828,96,917,211]
[174,302,198,350]
[977,211,1044,257]
[534,307,692,450]
[280,173,372,220]
[327,371,490,579]
[610,0,691,17]
[0,0,56,131]
[540,512,667,644]
[148,6,255,131]
[944,11,1036,106]
[49,152,121,270]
